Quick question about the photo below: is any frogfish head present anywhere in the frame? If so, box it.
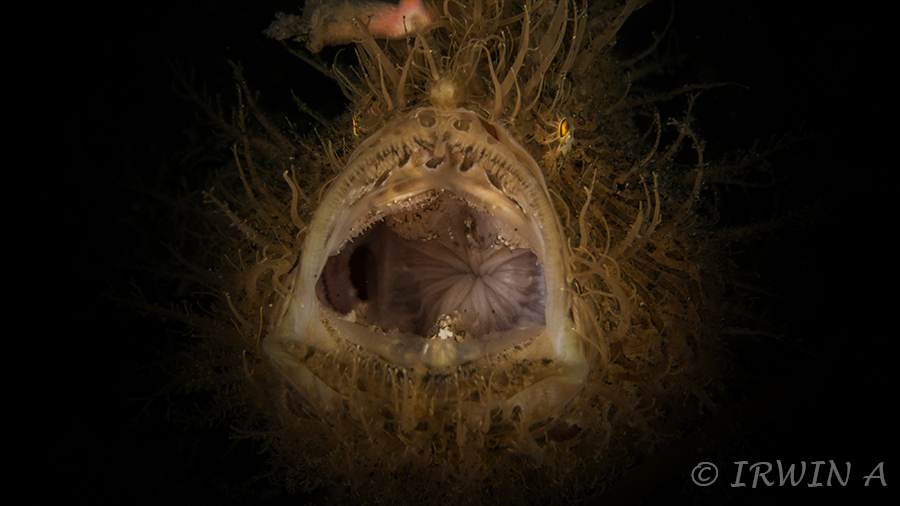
[175,0,741,502]
[267,103,587,431]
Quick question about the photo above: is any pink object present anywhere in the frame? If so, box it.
[305,0,438,52]
[368,0,436,39]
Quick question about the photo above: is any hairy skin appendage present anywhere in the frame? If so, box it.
[97,0,878,505]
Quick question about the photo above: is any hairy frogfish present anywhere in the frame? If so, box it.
[158,0,779,503]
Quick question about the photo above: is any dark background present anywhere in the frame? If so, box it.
[56,1,881,504]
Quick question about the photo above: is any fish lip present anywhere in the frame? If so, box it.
[265,107,586,404]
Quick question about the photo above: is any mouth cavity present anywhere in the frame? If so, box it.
[315,133,552,369]
[318,190,547,348]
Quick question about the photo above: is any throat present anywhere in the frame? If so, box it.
[318,192,547,340]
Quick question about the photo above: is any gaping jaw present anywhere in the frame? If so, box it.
[265,107,586,421]
[318,190,549,367]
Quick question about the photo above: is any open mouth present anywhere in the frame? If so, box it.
[318,188,548,367]
[320,193,547,338]
[266,107,586,411]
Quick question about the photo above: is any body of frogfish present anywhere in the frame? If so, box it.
[168,0,743,503]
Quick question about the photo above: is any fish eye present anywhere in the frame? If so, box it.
[558,118,571,139]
